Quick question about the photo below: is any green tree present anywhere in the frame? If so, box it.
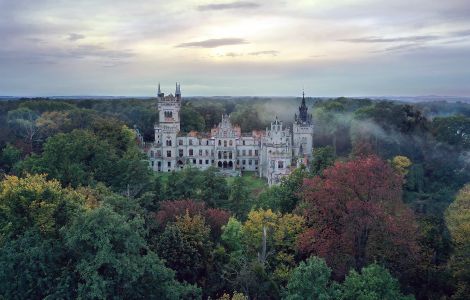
[200,167,229,207]
[310,146,335,177]
[7,107,39,152]
[181,102,206,133]
[284,256,338,300]
[228,176,252,218]
[0,143,21,173]
[64,206,199,299]
[156,212,214,288]
[445,184,470,299]
[340,264,414,300]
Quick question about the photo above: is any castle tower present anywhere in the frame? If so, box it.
[293,90,314,159]
[154,83,181,172]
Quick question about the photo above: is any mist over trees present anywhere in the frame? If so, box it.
[1,96,470,299]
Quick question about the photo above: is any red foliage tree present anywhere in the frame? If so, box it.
[155,199,230,239]
[297,155,420,280]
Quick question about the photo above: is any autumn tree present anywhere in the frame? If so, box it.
[0,174,84,240]
[242,209,305,284]
[297,156,420,282]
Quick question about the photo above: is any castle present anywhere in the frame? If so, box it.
[146,83,314,185]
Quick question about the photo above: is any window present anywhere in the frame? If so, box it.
[179,149,183,157]
[218,152,222,159]
[211,160,214,164]
[278,161,284,169]
[164,111,173,118]
[178,140,183,145]
[199,159,202,164]
[224,140,227,147]
[193,159,196,164]
[189,149,193,156]
[242,150,246,156]
[199,149,203,156]
[158,161,161,167]
[229,140,233,146]
[218,140,221,146]
[157,150,161,157]
[166,150,171,157]
[205,150,209,156]
[166,140,172,146]
[151,161,154,166]
[255,160,258,165]
[167,161,171,167]
[205,160,209,164]
[255,150,258,156]
[249,150,252,156]
[189,139,193,145]
[237,150,240,156]
[150,151,154,158]
[229,152,233,159]
[242,160,246,165]
[249,160,252,165]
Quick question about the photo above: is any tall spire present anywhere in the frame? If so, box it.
[175,82,181,95]
[298,89,309,124]
[157,82,164,97]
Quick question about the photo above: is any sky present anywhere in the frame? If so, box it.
[1,0,470,97]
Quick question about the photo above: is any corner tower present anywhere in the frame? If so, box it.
[293,90,314,159]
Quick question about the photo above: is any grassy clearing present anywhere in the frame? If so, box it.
[227,171,268,196]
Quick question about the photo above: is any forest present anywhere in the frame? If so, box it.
[1,96,470,299]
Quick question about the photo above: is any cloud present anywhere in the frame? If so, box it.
[68,33,85,41]
[248,50,279,56]
[176,38,248,48]
[197,1,259,11]
[340,35,439,43]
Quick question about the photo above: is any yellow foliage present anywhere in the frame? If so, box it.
[446,184,470,247]
[391,155,412,176]
[0,174,84,239]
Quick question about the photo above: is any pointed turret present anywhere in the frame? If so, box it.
[175,82,181,100]
[157,83,164,98]
[298,89,309,124]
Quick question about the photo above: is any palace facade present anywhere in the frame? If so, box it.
[146,83,314,185]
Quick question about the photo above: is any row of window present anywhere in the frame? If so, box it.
[166,139,257,147]
[152,148,261,158]
[151,159,259,167]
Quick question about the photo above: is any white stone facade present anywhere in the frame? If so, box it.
[146,84,314,185]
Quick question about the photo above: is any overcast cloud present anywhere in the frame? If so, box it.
[0,0,469,96]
